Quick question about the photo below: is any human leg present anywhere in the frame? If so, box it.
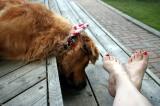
[103,54,152,106]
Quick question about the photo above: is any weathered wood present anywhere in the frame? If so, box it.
[141,79,160,105]
[44,0,49,9]
[0,60,26,78]
[62,82,97,106]
[51,0,98,105]
[30,0,44,4]
[2,80,47,106]
[55,0,76,23]
[31,96,47,106]
[86,56,114,106]
[0,61,46,104]
[48,0,60,14]
[47,57,63,106]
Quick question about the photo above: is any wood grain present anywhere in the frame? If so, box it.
[0,61,46,104]
[0,60,26,78]
[2,80,47,106]
[47,57,63,106]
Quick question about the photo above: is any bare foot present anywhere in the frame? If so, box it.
[125,50,149,91]
[103,54,129,97]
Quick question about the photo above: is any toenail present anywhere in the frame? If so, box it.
[143,51,148,55]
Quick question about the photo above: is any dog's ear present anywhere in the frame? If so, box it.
[82,35,99,64]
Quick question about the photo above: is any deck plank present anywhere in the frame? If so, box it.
[0,61,46,104]
[31,96,47,106]
[2,80,47,106]
[48,0,60,14]
[0,61,26,78]
[86,56,114,106]
[62,83,97,106]
[47,57,63,106]
[49,0,97,105]
[30,0,44,4]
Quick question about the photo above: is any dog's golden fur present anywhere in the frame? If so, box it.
[0,0,99,89]
[0,0,24,9]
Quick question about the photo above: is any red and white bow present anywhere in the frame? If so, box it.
[65,23,89,48]
[66,23,89,48]
[70,23,89,36]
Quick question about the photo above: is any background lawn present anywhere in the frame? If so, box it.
[102,0,160,31]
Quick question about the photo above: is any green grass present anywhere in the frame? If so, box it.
[103,0,160,31]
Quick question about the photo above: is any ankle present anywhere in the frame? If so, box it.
[115,75,132,90]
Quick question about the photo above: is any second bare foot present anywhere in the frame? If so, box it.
[125,50,149,90]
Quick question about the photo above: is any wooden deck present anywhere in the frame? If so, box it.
[0,0,160,106]
[0,57,63,106]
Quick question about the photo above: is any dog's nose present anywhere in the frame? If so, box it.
[75,81,87,90]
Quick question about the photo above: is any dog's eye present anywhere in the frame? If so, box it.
[63,44,68,49]
[82,44,88,53]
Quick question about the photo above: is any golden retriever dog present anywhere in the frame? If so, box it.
[0,0,99,89]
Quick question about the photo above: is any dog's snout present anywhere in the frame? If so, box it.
[59,73,87,90]
[75,81,87,90]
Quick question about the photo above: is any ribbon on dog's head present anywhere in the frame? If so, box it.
[66,23,89,48]
[70,23,89,36]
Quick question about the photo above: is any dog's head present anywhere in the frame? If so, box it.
[56,32,99,90]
